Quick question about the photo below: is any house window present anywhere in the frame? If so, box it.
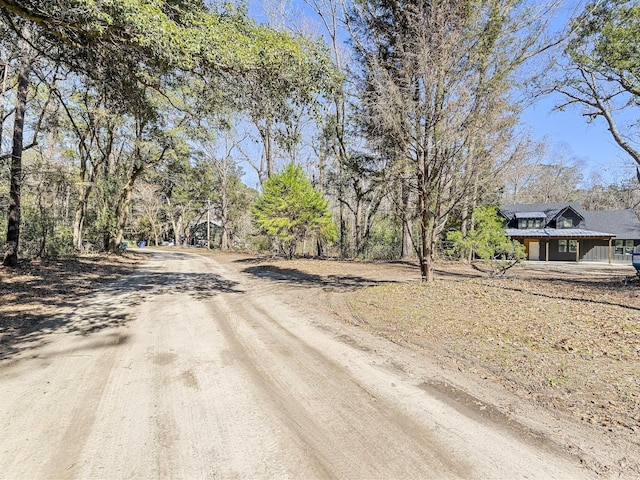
[569,240,577,253]
[625,240,634,255]
[615,240,624,255]
[558,240,567,253]
[559,218,573,228]
[518,219,542,229]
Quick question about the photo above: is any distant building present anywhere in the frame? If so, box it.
[189,219,222,247]
[499,203,640,262]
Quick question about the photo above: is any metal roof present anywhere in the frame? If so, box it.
[514,211,546,219]
[500,203,582,221]
[506,228,615,238]
[501,203,640,239]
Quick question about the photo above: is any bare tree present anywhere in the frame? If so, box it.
[501,141,584,204]
[350,0,560,280]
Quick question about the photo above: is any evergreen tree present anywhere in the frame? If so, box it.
[252,163,336,258]
[447,206,525,274]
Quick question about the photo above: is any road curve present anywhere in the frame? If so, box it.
[0,250,595,479]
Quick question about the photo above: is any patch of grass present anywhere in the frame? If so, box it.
[347,277,640,435]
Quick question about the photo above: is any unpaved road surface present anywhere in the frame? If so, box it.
[1,250,598,479]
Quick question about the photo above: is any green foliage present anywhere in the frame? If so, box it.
[447,206,525,273]
[364,217,401,260]
[251,163,336,258]
[562,0,640,169]
[568,0,640,88]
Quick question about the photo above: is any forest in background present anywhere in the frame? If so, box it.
[1,0,639,280]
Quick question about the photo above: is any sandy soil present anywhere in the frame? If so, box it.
[0,249,610,479]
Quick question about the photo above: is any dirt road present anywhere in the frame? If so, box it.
[0,250,597,479]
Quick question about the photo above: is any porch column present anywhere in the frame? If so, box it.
[545,241,549,262]
[576,240,580,263]
[608,238,612,264]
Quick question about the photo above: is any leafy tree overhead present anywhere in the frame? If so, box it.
[252,163,336,258]
[558,0,640,170]
[0,0,336,262]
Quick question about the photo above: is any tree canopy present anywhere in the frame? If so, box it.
[558,0,640,168]
[251,163,336,258]
[0,0,335,263]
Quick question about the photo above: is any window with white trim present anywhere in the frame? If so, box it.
[518,219,543,229]
[558,240,567,253]
[625,240,634,255]
[559,217,573,228]
[569,240,577,253]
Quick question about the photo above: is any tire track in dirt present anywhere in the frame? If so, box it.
[209,291,467,478]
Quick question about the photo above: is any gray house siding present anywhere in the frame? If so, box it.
[580,241,608,262]
[553,209,583,229]
[538,239,639,262]
[611,240,640,261]
[546,239,579,261]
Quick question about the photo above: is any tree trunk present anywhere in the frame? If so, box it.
[108,165,144,252]
[0,62,8,153]
[419,205,436,282]
[257,118,274,184]
[400,178,414,260]
[354,185,364,256]
[73,186,91,250]
[3,39,30,267]
[37,187,47,258]
[220,167,230,250]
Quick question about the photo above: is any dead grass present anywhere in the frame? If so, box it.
[346,275,640,437]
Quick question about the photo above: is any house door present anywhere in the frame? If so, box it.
[528,241,540,260]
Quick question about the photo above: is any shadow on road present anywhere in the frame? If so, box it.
[0,263,243,363]
[242,265,393,291]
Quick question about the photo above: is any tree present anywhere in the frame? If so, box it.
[349,0,558,280]
[203,130,251,250]
[251,163,336,258]
[557,0,640,171]
[0,1,204,262]
[229,29,336,184]
[447,206,525,274]
[500,141,584,204]
[301,0,352,258]
[3,24,31,266]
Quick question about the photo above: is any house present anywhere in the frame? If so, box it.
[499,203,640,262]
[189,219,223,247]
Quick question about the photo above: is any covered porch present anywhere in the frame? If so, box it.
[506,230,615,263]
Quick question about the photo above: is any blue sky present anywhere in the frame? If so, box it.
[245,0,637,187]
[520,92,636,186]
